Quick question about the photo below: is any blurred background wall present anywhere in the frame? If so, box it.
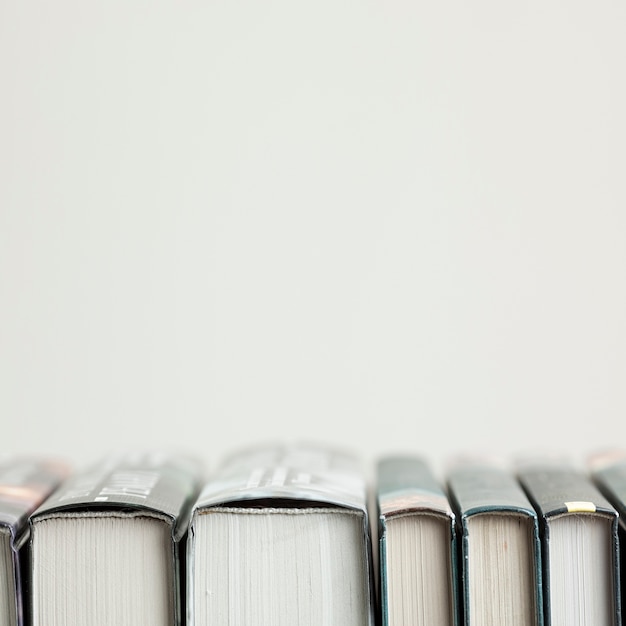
[1,0,624,471]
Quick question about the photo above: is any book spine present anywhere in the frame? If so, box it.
[379,520,389,626]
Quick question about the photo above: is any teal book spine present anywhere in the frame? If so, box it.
[376,455,459,626]
[592,452,626,523]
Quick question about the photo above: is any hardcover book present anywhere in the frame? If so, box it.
[186,442,375,626]
[517,458,620,626]
[29,451,203,626]
[590,449,626,613]
[447,457,543,626]
[376,455,459,626]
[0,457,69,626]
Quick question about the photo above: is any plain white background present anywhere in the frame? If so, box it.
[1,1,625,473]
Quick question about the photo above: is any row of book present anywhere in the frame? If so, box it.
[1,444,626,626]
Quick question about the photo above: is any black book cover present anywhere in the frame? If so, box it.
[518,459,620,626]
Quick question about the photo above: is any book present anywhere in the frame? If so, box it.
[446,456,543,626]
[586,450,626,621]
[186,442,375,626]
[0,457,69,626]
[29,451,203,626]
[517,457,620,626]
[376,454,459,626]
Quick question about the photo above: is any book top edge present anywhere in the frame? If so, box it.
[193,444,368,513]
[31,453,204,534]
[518,464,617,519]
[0,458,70,542]
[447,464,536,517]
[194,478,368,512]
[28,508,174,524]
[378,489,454,518]
[197,506,364,516]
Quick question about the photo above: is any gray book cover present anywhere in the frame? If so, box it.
[32,452,203,539]
[193,442,370,511]
[0,457,69,626]
[30,451,204,626]
[187,442,375,626]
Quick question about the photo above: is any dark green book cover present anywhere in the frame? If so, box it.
[376,455,458,626]
[447,458,543,626]
[591,449,626,619]
[591,451,626,522]
[517,459,620,626]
